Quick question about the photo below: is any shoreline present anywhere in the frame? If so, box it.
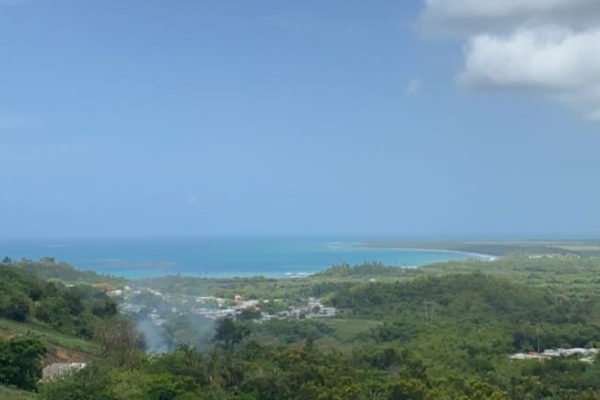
[127,248,497,281]
[354,244,498,261]
[356,242,501,259]
[2,239,499,281]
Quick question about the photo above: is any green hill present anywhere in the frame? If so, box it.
[3,258,126,286]
[0,263,125,394]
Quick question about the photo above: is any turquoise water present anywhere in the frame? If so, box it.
[0,237,488,279]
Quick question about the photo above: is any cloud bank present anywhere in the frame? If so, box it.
[420,0,600,119]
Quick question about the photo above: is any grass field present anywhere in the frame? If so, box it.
[0,386,39,400]
[0,318,99,354]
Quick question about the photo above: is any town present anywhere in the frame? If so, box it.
[509,348,598,363]
[111,286,336,327]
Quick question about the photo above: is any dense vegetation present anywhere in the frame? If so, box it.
[0,263,118,338]
[0,337,45,390]
[138,254,600,308]
[37,315,600,400]
[37,271,600,399]
[4,249,600,399]
[0,260,124,396]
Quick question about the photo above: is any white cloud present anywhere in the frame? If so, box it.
[420,0,600,119]
[404,78,422,96]
[461,27,600,90]
[424,0,594,20]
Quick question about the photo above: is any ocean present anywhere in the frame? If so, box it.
[0,237,488,279]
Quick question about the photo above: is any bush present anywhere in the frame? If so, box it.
[0,337,46,390]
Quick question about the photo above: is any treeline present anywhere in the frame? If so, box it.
[421,255,600,299]
[0,264,118,338]
[319,261,404,277]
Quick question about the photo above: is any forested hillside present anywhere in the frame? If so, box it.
[37,269,600,400]
[0,263,118,338]
[3,257,600,399]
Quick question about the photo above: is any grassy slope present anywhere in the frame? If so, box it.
[0,385,39,400]
[0,263,108,399]
[0,318,97,399]
[0,318,99,355]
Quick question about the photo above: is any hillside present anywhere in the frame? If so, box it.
[3,258,126,287]
[39,267,600,400]
[3,256,600,399]
[0,263,125,394]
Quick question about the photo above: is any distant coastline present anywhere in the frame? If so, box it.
[354,243,498,262]
[0,237,487,280]
[356,239,600,258]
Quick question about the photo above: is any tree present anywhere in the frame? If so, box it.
[92,299,118,318]
[62,287,85,315]
[0,337,46,390]
[213,318,250,353]
[459,380,510,400]
[388,378,430,400]
[95,318,142,367]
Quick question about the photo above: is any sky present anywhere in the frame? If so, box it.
[1,0,600,239]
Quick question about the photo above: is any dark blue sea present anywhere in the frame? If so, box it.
[0,237,489,279]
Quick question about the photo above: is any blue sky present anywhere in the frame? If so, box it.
[1,0,599,239]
